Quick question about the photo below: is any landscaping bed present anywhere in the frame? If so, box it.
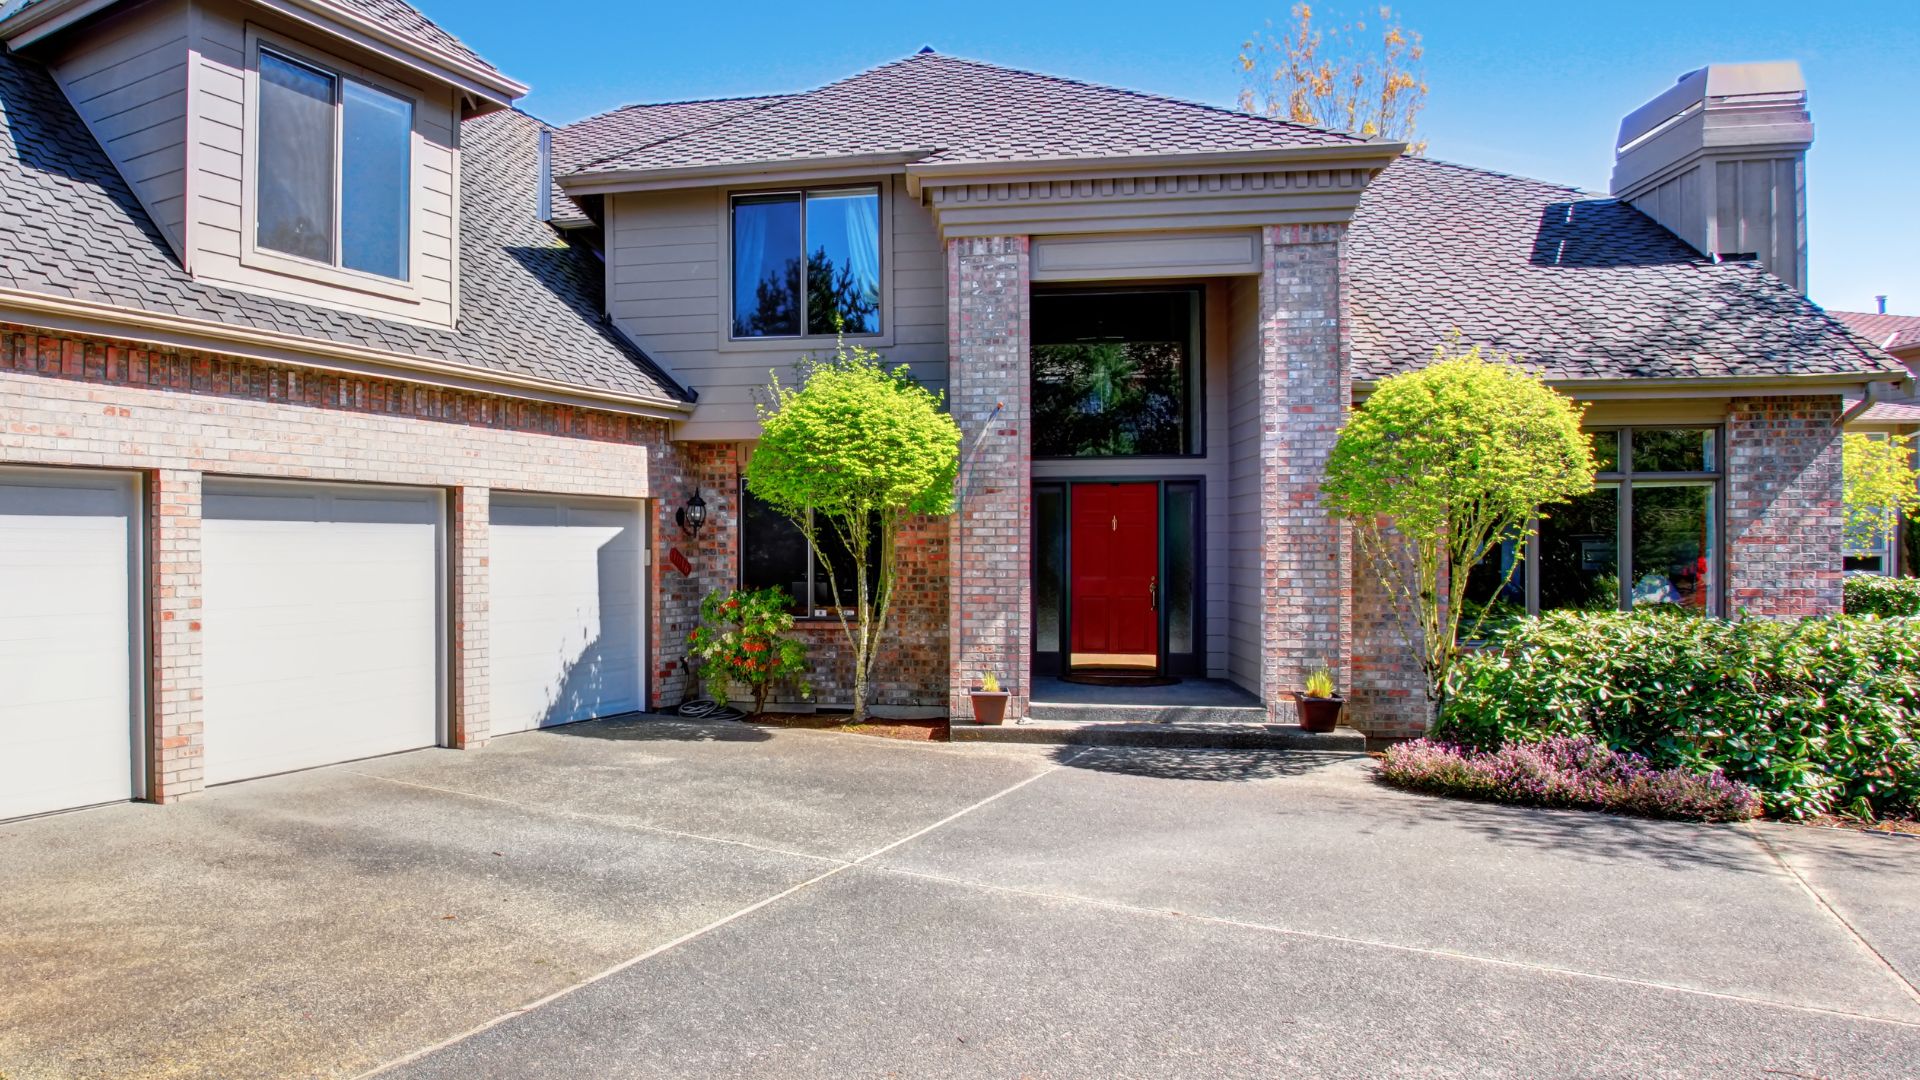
[747,713,950,742]
[1392,608,1920,823]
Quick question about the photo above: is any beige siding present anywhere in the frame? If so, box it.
[184,0,459,328]
[51,0,191,257]
[1225,273,1263,694]
[607,178,948,441]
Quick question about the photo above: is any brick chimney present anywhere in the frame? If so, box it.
[1610,62,1813,293]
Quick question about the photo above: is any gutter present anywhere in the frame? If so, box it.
[902,141,1407,194]
[0,286,693,421]
[1,0,528,105]
[1840,379,1904,426]
[1353,370,1906,399]
[559,151,933,196]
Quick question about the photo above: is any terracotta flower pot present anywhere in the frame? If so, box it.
[1293,693,1345,734]
[969,690,1010,725]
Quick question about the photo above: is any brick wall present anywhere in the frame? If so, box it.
[1726,394,1845,616]
[946,236,1032,721]
[1347,544,1429,740]
[1258,224,1353,723]
[1,324,662,800]
[647,442,950,712]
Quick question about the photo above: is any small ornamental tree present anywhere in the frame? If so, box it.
[747,341,961,721]
[687,587,809,715]
[1322,339,1596,710]
[1842,432,1920,563]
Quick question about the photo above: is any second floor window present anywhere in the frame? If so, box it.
[257,49,412,281]
[731,187,880,338]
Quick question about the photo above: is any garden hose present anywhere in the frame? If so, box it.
[676,698,745,721]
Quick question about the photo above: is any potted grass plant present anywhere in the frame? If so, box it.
[969,671,1010,726]
[1293,665,1344,733]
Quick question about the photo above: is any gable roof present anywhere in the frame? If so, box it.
[548,94,790,224]
[0,45,685,405]
[326,0,501,79]
[560,51,1367,180]
[1830,310,1920,357]
[1346,156,1902,384]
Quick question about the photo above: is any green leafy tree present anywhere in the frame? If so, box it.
[1842,432,1920,563]
[686,587,811,716]
[1322,339,1596,709]
[748,341,961,721]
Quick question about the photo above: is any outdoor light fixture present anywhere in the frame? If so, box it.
[677,491,708,537]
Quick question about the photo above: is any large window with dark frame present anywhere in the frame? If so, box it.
[1466,427,1723,630]
[730,187,881,338]
[255,47,413,281]
[739,486,879,618]
[1030,288,1203,458]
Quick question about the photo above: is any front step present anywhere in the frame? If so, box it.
[950,718,1367,752]
[1028,700,1267,725]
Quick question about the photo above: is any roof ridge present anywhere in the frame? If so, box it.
[565,95,796,173]
[912,51,1370,145]
[1394,152,1596,198]
[559,92,796,131]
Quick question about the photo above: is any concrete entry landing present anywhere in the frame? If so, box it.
[949,676,1367,750]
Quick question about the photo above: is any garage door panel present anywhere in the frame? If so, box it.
[489,495,644,736]
[203,481,442,785]
[0,468,140,819]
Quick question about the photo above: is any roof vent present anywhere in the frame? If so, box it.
[1610,62,1813,294]
[918,45,936,54]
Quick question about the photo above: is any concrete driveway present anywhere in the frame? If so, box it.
[3,718,1916,1079]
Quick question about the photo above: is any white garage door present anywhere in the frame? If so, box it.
[202,480,442,784]
[0,468,141,820]
[489,494,644,735]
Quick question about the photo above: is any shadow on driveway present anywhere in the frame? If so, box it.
[1052,745,1358,782]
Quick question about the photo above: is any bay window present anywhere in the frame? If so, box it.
[730,187,881,338]
[1467,427,1723,626]
[256,47,413,281]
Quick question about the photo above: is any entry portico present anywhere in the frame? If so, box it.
[920,143,1400,724]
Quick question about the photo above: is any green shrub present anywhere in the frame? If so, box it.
[1436,609,1920,820]
[1844,574,1920,618]
[687,588,810,715]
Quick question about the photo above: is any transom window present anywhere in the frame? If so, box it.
[1031,288,1203,458]
[730,187,881,338]
[256,48,413,281]
[1467,427,1723,628]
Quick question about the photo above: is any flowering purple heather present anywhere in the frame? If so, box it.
[1377,736,1762,822]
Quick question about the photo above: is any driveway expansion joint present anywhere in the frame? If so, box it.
[1744,822,1920,1010]
[859,862,1920,1031]
[352,751,1083,1079]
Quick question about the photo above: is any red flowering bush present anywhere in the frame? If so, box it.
[1377,735,1761,822]
[686,588,810,715]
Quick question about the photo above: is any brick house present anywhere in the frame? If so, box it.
[0,1,1902,820]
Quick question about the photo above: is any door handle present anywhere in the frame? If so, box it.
[1149,575,1157,612]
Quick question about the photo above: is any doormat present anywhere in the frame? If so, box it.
[1059,672,1180,688]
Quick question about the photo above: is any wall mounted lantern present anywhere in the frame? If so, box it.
[677,490,708,537]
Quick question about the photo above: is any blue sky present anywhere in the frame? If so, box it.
[432,0,1919,317]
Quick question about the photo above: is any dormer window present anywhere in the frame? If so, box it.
[255,46,413,282]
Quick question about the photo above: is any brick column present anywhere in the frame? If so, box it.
[149,468,203,802]
[449,485,490,747]
[1725,395,1844,616]
[947,236,1031,722]
[1258,224,1352,722]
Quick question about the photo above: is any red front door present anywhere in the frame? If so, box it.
[1069,483,1159,670]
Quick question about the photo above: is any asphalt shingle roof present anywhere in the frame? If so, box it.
[548,94,789,224]
[6,0,510,85]
[1831,310,1920,357]
[563,51,1365,177]
[1347,156,1902,383]
[0,45,684,403]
